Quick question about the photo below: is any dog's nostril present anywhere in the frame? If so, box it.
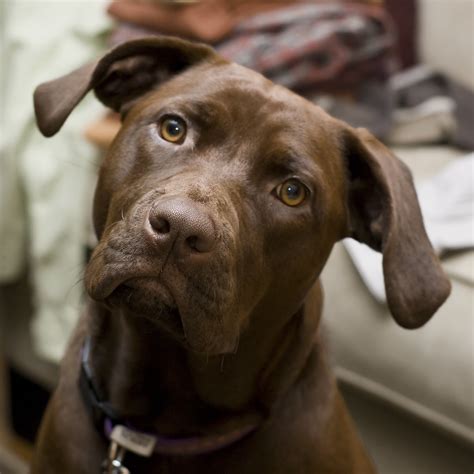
[150,215,171,234]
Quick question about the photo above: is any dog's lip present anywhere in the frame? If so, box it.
[86,269,131,301]
[108,276,185,337]
[105,275,179,313]
[86,268,165,302]
[121,276,176,307]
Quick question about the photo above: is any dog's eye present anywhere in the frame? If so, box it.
[160,116,187,143]
[276,179,308,207]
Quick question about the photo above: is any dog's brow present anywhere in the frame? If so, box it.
[263,146,322,181]
[162,98,232,126]
[190,99,231,123]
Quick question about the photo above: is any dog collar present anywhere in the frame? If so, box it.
[79,337,262,466]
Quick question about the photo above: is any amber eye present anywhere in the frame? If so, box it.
[277,179,308,207]
[160,116,187,143]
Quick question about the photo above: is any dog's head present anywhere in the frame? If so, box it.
[35,37,450,355]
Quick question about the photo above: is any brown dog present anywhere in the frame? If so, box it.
[31,37,450,473]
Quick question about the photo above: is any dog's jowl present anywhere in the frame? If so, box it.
[31,37,450,474]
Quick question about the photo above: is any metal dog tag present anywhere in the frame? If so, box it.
[103,440,130,474]
[111,425,157,457]
[102,425,156,473]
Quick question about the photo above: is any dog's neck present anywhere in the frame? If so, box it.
[87,283,322,435]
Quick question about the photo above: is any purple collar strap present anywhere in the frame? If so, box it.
[104,415,261,457]
[79,337,262,461]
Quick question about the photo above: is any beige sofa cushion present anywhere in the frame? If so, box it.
[322,146,474,445]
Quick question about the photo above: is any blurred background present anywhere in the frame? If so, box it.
[0,1,473,472]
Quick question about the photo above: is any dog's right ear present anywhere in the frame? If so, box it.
[34,36,219,137]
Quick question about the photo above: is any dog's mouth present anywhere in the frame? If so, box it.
[85,236,242,354]
[107,277,185,338]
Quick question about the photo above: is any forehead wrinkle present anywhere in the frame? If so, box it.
[182,97,234,127]
[213,88,268,120]
[260,145,324,193]
[212,82,314,138]
[265,147,320,172]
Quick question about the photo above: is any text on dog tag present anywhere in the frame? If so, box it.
[110,425,156,457]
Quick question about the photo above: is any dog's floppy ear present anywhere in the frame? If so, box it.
[342,126,451,329]
[34,36,219,137]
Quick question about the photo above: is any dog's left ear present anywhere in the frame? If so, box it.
[34,36,220,137]
[342,126,451,329]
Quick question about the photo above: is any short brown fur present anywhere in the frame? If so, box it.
[31,37,450,473]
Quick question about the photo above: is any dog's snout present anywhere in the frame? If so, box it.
[148,199,216,255]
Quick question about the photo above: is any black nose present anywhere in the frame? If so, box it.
[148,198,216,256]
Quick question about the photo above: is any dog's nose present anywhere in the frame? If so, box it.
[148,198,216,255]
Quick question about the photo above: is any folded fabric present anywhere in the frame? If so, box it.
[389,64,474,150]
[217,2,396,94]
[313,80,394,139]
[387,96,457,146]
[417,154,474,252]
[390,64,448,107]
[344,154,474,302]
